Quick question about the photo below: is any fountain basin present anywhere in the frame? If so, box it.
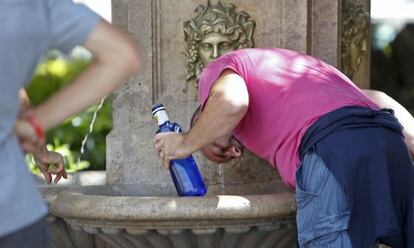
[41,181,297,248]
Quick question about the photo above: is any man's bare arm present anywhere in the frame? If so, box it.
[154,70,249,167]
[183,70,249,152]
[32,20,141,131]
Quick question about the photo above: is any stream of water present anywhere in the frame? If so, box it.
[218,163,225,194]
[77,98,106,168]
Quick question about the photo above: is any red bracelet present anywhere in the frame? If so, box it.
[26,113,45,142]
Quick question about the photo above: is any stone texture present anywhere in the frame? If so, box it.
[309,0,341,67]
[51,183,295,222]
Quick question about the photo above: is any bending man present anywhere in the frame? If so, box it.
[155,48,414,247]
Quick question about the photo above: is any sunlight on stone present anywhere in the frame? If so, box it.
[166,200,177,210]
[217,196,251,210]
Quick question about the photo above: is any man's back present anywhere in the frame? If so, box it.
[198,48,378,187]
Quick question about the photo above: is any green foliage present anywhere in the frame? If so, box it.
[26,53,112,172]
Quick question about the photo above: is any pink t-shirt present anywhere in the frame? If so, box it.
[198,48,379,188]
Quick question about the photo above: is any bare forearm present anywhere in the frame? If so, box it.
[32,21,140,131]
[33,59,130,130]
[363,89,414,154]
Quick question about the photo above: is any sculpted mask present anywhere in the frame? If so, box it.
[184,1,255,85]
[341,4,369,79]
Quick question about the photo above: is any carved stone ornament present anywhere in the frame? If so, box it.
[184,0,255,85]
[341,4,369,79]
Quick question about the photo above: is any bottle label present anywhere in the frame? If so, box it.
[154,110,169,126]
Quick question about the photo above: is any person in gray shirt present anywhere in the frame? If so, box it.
[0,0,141,247]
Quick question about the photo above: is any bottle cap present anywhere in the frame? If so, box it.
[152,104,165,116]
[152,104,169,125]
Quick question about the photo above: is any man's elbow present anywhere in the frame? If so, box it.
[211,90,248,116]
[226,91,249,116]
[225,99,248,117]
[86,21,142,76]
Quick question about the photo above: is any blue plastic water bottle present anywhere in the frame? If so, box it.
[152,104,207,197]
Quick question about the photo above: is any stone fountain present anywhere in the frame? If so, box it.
[37,0,360,247]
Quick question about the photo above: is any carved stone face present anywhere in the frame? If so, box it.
[199,33,235,65]
[184,1,255,84]
[341,4,369,79]
[349,32,367,73]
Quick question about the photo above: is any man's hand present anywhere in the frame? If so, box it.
[33,147,67,184]
[154,132,192,169]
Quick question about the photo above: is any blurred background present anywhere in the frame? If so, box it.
[25,0,414,174]
[371,0,414,113]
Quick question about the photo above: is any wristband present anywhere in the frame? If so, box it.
[26,113,45,142]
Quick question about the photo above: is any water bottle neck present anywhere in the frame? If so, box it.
[154,109,170,126]
[159,120,171,128]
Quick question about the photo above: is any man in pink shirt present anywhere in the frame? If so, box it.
[154,48,414,247]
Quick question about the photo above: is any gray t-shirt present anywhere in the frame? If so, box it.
[0,0,100,237]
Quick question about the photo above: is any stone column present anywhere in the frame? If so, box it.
[309,0,342,67]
